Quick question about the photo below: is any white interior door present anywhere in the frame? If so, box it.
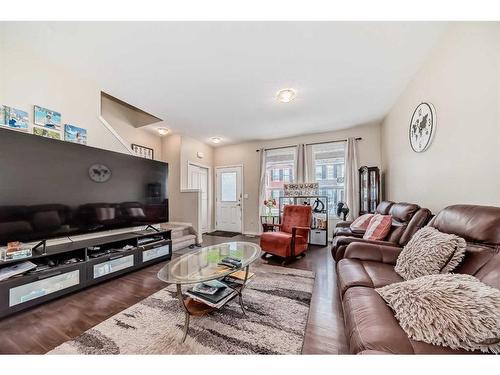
[187,163,209,233]
[216,166,242,233]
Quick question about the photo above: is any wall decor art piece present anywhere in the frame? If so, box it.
[409,102,436,153]
[34,105,62,131]
[64,124,87,145]
[33,126,61,140]
[0,105,6,126]
[284,182,319,197]
[3,106,29,132]
[131,143,154,160]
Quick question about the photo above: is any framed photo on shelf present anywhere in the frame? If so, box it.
[3,106,29,132]
[64,124,87,145]
[34,105,62,131]
[131,144,154,160]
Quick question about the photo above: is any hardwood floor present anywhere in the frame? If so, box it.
[0,234,348,354]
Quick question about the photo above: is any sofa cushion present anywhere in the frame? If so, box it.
[349,214,373,233]
[395,227,466,280]
[337,259,403,296]
[376,274,500,353]
[343,286,470,354]
[363,214,392,240]
[260,231,307,257]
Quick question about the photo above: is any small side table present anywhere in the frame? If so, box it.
[260,215,279,232]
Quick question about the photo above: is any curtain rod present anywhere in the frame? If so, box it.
[255,137,362,152]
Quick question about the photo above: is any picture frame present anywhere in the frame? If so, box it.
[0,105,6,126]
[2,106,29,132]
[34,105,62,131]
[64,124,87,145]
[131,144,154,160]
[284,182,319,197]
[33,126,61,140]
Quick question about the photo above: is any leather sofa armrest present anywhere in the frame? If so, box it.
[344,242,402,265]
[335,221,353,228]
[335,236,399,248]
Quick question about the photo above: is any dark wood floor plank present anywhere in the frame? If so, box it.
[0,234,347,354]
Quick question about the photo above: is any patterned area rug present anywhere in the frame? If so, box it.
[48,263,315,354]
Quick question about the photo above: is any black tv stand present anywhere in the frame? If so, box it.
[144,224,161,232]
[32,239,47,254]
[0,229,172,319]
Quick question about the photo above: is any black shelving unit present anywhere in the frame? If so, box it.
[279,195,329,246]
[0,229,172,318]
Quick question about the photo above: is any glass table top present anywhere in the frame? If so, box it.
[157,241,262,284]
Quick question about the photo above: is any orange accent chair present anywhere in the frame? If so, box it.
[260,205,312,264]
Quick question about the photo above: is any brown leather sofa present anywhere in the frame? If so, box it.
[337,204,500,354]
[334,201,394,238]
[331,202,432,262]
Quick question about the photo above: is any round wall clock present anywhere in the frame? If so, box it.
[88,164,112,183]
[409,102,436,153]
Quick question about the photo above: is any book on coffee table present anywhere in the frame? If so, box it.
[186,283,236,308]
[225,269,255,284]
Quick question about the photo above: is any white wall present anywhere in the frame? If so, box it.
[0,36,160,157]
[214,122,382,234]
[381,23,500,213]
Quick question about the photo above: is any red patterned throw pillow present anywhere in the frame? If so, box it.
[349,214,374,233]
[363,214,392,240]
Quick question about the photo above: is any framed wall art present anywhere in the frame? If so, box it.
[4,106,29,132]
[131,144,154,160]
[64,124,88,145]
[409,102,436,153]
[33,126,61,140]
[34,105,62,131]
[284,182,319,197]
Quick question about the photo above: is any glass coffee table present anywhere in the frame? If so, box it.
[157,241,261,342]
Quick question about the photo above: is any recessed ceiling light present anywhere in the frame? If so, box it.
[157,127,169,136]
[276,88,296,103]
[210,137,222,144]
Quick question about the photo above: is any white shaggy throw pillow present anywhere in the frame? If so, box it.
[376,274,500,353]
[395,227,466,280]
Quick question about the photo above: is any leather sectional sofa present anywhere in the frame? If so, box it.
[331,201,433,262]
[336,204,500,354]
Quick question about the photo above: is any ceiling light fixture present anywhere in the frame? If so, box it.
[157,127,169,136]
[210,137,222,144]
[276,88,297,103]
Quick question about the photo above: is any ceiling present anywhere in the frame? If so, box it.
[0,22,448,145]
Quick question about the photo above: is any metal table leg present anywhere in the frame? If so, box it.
[176,283,190,342]
[238,265,250,315]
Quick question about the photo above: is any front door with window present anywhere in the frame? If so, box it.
[215,166,242,233]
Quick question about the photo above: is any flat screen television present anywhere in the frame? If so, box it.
[0,128,168,245]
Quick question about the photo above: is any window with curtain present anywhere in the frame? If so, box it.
[310,142,345,216]
[263,147,297,215]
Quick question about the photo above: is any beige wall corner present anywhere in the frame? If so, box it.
[381,22,500,213]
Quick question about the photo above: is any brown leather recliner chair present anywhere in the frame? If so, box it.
[333,201,394,238]
[331,202,433,262]
[337,204,500,354]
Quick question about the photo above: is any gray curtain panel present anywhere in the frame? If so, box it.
[344,137,360,220]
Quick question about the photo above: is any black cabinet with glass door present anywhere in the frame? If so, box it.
[359,166,380,215]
